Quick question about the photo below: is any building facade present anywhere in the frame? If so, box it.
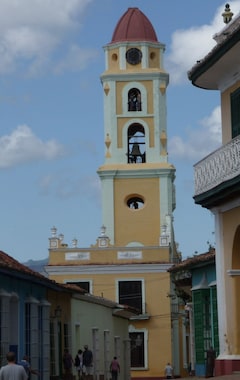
[188,5,240,376]
[0,249,133,380]
[0,249,63,380]
[46,7,180,379]
[170,249,218,377]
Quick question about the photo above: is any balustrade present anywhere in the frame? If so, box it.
[194,136,240,196]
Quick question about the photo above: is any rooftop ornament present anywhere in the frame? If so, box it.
[222,3,233,24]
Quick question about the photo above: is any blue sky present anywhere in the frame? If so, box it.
[1,0,239,263]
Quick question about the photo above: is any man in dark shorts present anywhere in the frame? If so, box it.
[82,345,93,380]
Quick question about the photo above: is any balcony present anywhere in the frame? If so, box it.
[194,135,240,208]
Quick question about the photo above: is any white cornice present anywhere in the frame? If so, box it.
[100,72,169,82]
[97,167,175,179]
[45,263,173,276]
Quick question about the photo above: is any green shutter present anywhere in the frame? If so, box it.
[211,286,219,355]
[193,289,211,364]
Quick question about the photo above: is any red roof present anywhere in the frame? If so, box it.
[111,7,158,43]
[0,250,60,289]
[0,250,43,277]
[169,248,215,272]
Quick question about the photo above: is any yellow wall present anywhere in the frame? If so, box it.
[48,246,170,266]
[222,206,240,354]
[48,267,172,378]
[221,80,240,144]
[114,177,161,246]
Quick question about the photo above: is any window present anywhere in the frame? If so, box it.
[67,281,90,293]
[129,331,145,368]
[128,88,142,111]
[118,280,143,313]
[127,124,146,163]
[127,196,144,210]
[231,88,240,138]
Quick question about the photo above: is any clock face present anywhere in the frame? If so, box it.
[126,48,142,65]
[50,240,57,248]
[99,238,107,247]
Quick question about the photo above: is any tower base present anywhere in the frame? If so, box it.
[215,355,240,376]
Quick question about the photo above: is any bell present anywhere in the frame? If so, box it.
[131,143,141,157]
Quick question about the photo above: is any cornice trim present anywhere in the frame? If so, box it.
[45,263,173,275]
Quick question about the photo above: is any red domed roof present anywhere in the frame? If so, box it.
[111,7,158,43]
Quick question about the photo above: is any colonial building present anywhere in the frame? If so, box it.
[169,248,218,377]
[0,248,133,380]
[0,249,66,380]
[46,7,180,379]
[188,4,240,376]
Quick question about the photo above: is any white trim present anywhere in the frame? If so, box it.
[118,251,142,259]
[128,326,148,370]
[217,354,240,360]
[212,196,240,213]
[122,81,147,114]
[65,252,90,260]
[227,269,240,276]
[46,263,172,275]
[122,118,149,163]
[214,210,228,357]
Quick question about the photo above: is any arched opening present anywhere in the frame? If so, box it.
[127,196,144,210]
[127,124,146,163]
[128,88,142,111]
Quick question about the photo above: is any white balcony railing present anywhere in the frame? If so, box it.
[194,135,240,196]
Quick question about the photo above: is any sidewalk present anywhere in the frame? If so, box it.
[179,376,240,380]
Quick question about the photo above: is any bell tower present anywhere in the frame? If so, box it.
[46,8,180,378]
[98,7,176,250]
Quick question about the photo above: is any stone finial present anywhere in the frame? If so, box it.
[222,3,233,24]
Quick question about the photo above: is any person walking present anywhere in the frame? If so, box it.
[110,356,120,380]
[74,349,83,380]
[18,355,39,379]
[0,352,28,380]
[82,345,93,380]
[164,362,173,379]
[205,346,216,377]
[63,349,74,380]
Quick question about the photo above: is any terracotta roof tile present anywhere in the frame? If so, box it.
[0,250,60,289]
[111,7,158,43]
[169,248,215,272]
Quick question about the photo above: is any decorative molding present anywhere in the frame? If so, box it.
[118,251,142,259]
[227,269,240,276]
[45,263,173,275]
[194,136,240,196]
[65,252,90,260]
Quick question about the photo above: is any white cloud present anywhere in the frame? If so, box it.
[0,0,94,75]
[169,106,221,161]
[54,44,98,74]
[167,1,240,84]
[0,125,65,168]
[39,172,101,203]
